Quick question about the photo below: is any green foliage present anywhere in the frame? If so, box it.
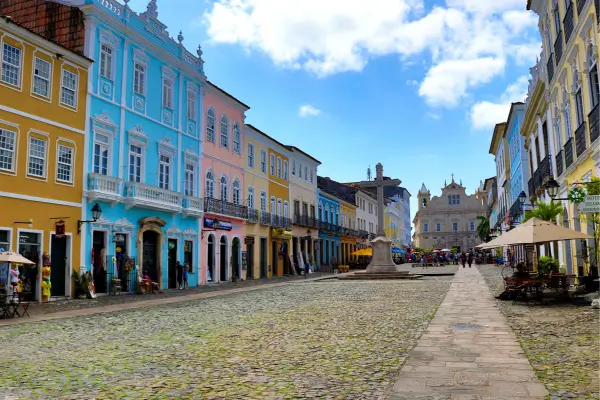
[475,215,490,242]
[495,248,503,257]
[523,200,563,223]
[451,247,458,253]
[413,247,424,254]
[537,256,559,273]
[72,270,89,298]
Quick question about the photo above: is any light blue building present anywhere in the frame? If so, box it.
[80,0,205,292]
[507,102,530,226]
[316,187,341,270]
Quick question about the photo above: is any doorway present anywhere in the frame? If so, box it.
[292,237,298,270]
[92,231,107,293]
[220,236,228,282]
[232,238,240,279]
[260,238,267,278]
[271,240,278,277]
[207,234,215,281]
[167,239,178,289]
[142,231,158,282]
[50,235,67,297]
[246,242,254,279]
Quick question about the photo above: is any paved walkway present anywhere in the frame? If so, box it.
[387,266,549,400]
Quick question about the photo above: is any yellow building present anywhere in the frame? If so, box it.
[246,125,292,277]
[527,0,599,274]
[340,199,357,264]
[0,17,92,300]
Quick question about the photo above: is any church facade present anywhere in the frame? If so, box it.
[413,177,487,252]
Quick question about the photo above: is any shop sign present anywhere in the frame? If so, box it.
[55,220,66,238]
[244,236,255,245]
[580,195,600,213]
[113,233,126,243]
[204,217,233,231]
[19,232,39,244]
[272,228,292,239]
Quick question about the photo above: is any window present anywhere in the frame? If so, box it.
[56,145,73,183]
[162,78,173,109]
[260,191,267,211]
[129,144,142,182]
[284,201,289,218]
[277,199,282,216]
[588,46,599,108]
[185,163,194,196]
[248,187,254,209]
[100,43,113,80]
[232,180,241,205]
[247,143,254,167]
[187,91,196,121]
[574,73,585,126]
[270,196,276,214]
[554,110,562,149]
[205,170,215,198]
[470,221,475,231]
[134,62,145,95]
[283,161,288,180]
[0,229,10,252]
[28,137,46,178]
[60,69,77,108]
[292,159,296,175]
[436,223,441,232]
[299,162,302,178]
[33,57,51,97]
[184,240,194,273]
[93,133,109,175]
[220,115,229,148]
[310,170,313,183]
[453,222,458,232]
[277,157,282,178]
[304,166,308,180]
[2,43,21,86]
[204,109,216,143]
[158,154,170,189]
[260,150,267,173]
[563,93,572,138]
[0,128,16,172]
[232,123,241,154]
[424,223,429,232]
[448,194,460,205]
[220,176,228,201]
[270,153,275,175]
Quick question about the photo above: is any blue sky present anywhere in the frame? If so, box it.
[127,0,541,223]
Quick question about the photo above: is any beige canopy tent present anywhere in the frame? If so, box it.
[0,252,35,264]
[479,218,593,249]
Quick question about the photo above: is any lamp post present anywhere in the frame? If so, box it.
[78,203,102,234]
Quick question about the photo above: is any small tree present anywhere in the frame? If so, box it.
[579,177,600,272]
[476,215,490,242]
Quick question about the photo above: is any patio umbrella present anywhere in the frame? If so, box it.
[441,248,451,252]
[0,252,35,264]
[478,218,592,249]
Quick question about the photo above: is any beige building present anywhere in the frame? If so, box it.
[413,177,487,251]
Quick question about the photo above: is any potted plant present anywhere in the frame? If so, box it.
[537,256,559,276]
[72,270,89,299]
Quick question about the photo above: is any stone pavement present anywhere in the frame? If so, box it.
[387,266,549,400]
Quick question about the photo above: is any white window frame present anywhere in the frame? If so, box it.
[56,143,74,184]
[283,161,288,181]
[184,162,195,196]
[232,122,241,154]
[247,186,254,209]
[158,153,171,190]
[588,46,599,108]
[32,56,51,98]
[205,170,215,198]
[574,72,585,127]
[277,157,282,179]
[128,143,144,183]
[0,127,17,174]
[277,199,283,216]
[424,223,429,232]
[232,179,241,205]
[60,68,78,109]
[270,153,275,175]
[27,134,48,179]
[220,115,229,148]
[284,201,289,218]
[470,222,475,231]
[563,93,572,138]
[133,60,146,96]
[270,196,276,215]
[453,222,458,232]
[260,150,267,173]
[304,166,308,180]
[206,108,216,143]
[260,191,267,212]
[1,42,22,87]
[100,42,114,80]
[292,159,296,175]
[436,223,441,232]
[0,228,11,252]
[162,76,174,109]
[92,129,112,176]
[247,143,254,168]
[187,89,196,121]
[310,169,313,183]
[220,175,229,201]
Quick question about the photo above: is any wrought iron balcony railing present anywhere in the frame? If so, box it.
[358,230,369,239]
[260,211,271,226]
[578,0,589,16]
[204,197,248,219]
[556,150,564,177]
[248,209,259,223]
[293,213,317,228]
[509,197,524,220]
[547,53,555,82]
[554,32,564,65]
[575,121,588,157]
[564,137,574,168]
[588,102,599,145]
[564,2,575,43]
[528,178,535,200]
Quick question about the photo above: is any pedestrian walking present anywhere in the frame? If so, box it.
[176,261,184,289]
[183,263,189,289]
[467,252,473,268]
[304,261,310,278]
[460,252,467,268]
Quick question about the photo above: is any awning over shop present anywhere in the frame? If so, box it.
[271,228,293,239]
[391,247,405,254]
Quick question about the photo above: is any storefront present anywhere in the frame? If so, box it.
[201,216,243,283]
[291,226,316,272]
[271,228,292,276]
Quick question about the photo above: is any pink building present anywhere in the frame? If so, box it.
[201,83,249,283]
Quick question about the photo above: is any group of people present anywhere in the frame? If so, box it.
[416,250,475,268]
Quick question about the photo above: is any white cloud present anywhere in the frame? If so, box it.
[298,104,321,117]
[203,0,540,107]
[406,79,419,86]
[470,75,529,130]
[427,112,441,120]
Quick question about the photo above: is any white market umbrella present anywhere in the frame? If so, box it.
[0,252,35,264]
[479,218,592,249]
[441,248,451,252]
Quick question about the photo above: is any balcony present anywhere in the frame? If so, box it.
[528,178,535,200]
[509,197,524,220]
[87,173,123,203]
[204,198,248,220]
[247,209,259,223]
[358,229,369,239]
[564,2,575,43]
[547,53,555,82]
[554,32,563,65]
[579,0,589,16]
[260,211,271,226]
[575,121,588,157]
[532,155,551,195]
[595,0,599,23]
[125,182,182,213]
[182,196,202,217]
[293,213,317,228]
[369,233,377,240]
[589,102,599,144]
[283,217,292,230]
[564,138,574,168]
[556,150,564,177]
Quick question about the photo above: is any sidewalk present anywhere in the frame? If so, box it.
[386,266,549,400]
[0,273,333,327]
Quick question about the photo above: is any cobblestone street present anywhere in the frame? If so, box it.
[0,278,450,400]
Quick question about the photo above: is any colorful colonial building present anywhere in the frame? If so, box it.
[202,82,249,283]
[0,15,92,300]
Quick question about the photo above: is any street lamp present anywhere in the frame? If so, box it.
[78,203,102,234]
[545,178,560,200]
[518,191,527,205]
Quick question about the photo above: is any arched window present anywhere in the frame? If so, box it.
[554,104,562,149]
[588,45,599,108]
[220,175,228,201]
[277,199,282,216]
[325,204,329,222]
[318,202,323,220]
[563,90,572,139]
[232,122,241,154]
[248,187,254,209]
[220,115,229,148]
[270,196,276,215]
[574,70,585,126]
[284,201,289,217]
[205,170,215,198]
[206,109,215,143]
[232,179,241,205]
